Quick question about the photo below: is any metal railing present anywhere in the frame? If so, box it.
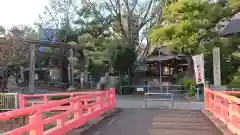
[144,92,174,108]
[0,93,19,110]
[120,84,186,94]
[147,84,186,93]
[120,84,204,101]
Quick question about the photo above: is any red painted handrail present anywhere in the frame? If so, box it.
[19,91,102,108]
[0,88,116,135]
[204,88,240,134]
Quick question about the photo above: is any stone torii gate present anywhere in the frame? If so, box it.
[25,40,82,93]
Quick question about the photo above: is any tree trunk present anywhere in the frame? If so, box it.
[128,66,134,85]
[186,55,194,79]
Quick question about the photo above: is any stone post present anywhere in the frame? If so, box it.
[29,44,36,93]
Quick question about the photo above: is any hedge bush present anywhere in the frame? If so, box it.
[228,71,240,88]
[181,78,196,97]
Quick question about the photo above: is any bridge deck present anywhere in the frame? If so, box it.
[81,109,222,135]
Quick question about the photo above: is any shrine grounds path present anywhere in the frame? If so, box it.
[81,109,222,135]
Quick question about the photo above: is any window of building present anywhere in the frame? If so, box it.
[163,67,170,75]
[162,67,174,75]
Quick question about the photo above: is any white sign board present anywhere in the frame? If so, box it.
[136,88,144,92]
[213,47,221,86]
[192,54,205,84]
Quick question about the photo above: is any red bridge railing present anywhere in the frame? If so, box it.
[0,88,116,135]
[19,91,102,109]
[204,88,240,134]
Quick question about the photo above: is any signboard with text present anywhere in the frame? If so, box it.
[39,28,57,52]
[192,54,205,84]
[135,60,147,71]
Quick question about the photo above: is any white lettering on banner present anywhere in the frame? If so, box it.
[192,54,205,84]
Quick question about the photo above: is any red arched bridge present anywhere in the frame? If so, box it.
[0,88,239,135]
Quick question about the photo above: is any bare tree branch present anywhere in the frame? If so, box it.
[141,39,150,60]
[123,0,130,12]
[131,0,138,13]
[100,0,128,39]
[83,0,126,39]
[82,0,163,49]
[141,0,154,23]
[115,0,128,38]
[105,0,118,17]
[139,6,162,30]
[122,0,133,40]
[0,32,29,67]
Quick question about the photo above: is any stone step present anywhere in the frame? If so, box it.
[152,117,207,123]
[148,129,219,135]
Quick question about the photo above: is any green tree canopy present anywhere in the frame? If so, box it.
[150,0,240,83]
[228,0,240,12]
[150,0,231,55]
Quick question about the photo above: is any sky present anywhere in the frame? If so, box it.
[0,0,148,46]
[0,0,49,29]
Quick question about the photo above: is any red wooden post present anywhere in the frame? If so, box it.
[98,94,103,109]
[19,94,27,108]
[43,95,48,104]
[74,100,82,120]
[83,99,91,113]
[29,113,43,135]
[228,100,233,125]
[57,118,65,128]
[204,88,208,110]
[70,93,75,108]
[108,91,112,107]
[110,88,116,107]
